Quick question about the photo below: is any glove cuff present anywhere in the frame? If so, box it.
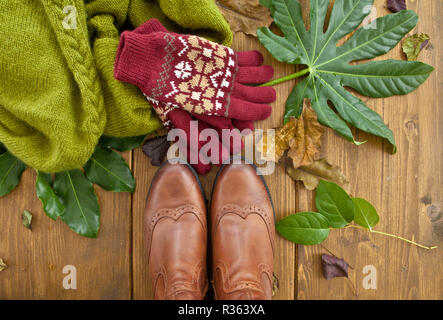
[114,31,155,89]
[134,18,168,34]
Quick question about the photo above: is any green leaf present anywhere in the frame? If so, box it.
[352,197,380,229]
[260,0,434,152]
[320,60,435,98]
[402,33,430,61]
[0,143,6,155]
[22,210,33,229]
[84,146,135,193]
[285,76,310,119]
[0,151,26,197]
[99,135,146,152]
[276,212,330,245]
[257,27,301,64]
[331,10,418,63]
[260,0,272,8]
[315,180,354,228]
[35,172,65,221]
[54,170,100,238]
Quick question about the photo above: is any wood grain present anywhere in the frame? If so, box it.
[0,0,441,300]
[0,154,132,299]
[296,0,443,300]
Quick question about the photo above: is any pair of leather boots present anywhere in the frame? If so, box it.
[144,160,275,300]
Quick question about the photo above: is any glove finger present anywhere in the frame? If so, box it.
[228,97,272,121]
[232,82,276,104]
[232,119,255,132]
[168,109,229,173]
[197,120,231,167]
[236,65,274,85]
[236,50,264,67]
[193,114,244,155]
[171,123,213,174]
[217,127,244,156]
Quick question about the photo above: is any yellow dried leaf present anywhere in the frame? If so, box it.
[0,258,7,272]
[287,159,350,192]
[258,117,297,162]
[215,0,273,37]
[288,104,323,169]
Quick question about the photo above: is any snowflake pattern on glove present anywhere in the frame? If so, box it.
[149,34,237,117]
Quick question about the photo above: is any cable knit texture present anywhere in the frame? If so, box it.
[0,0,232,172]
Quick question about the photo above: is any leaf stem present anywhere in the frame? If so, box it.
[259,68,310,87]
[344,225,437,250]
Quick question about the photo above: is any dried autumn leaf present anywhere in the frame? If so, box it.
[287,104,323,169]
[287,159,350,192]
[215,0,273,37]
[259,117,297,162]
[142,135,170,166]
[402,33,430,61]
[0,258,7,272]
[387,0,407,13]
[258,103,323,166]
[22,210,33,230]
[321,254,349,280]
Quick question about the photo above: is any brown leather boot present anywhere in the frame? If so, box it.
[210,161,275,300]
[144,162,208,300]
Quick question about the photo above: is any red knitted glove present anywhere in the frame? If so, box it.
[126,19,251,175]
[114,19,276,122]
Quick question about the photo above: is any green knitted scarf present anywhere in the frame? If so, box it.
[0,0,232,173]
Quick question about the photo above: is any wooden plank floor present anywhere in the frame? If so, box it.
[0,0,441,300]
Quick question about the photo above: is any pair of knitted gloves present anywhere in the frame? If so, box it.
[114,19,276,174]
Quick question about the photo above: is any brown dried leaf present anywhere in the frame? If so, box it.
[142,135,169,166]
[321,254,349,280]
[287,104,323,169]
[287,159,350,192]
[387,0,407,13]
[0,258,7,272]
[257,117,297,163]
[258,103,323,165]
[215,0,273,37]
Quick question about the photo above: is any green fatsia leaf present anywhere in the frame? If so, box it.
[268,0,311,64]
[0,151,26,197]
[322,0,374,45]
[285,76,311,119]
[331,10,418,64]
[260,0,434,152]
[84,146,135,193]
[35,172,65,221]
[315,73,396,151]
[308,76,359,144]
[285,75,358,143]
[257,27,302,64]
[54,170,100,238]
[318,60,434,98]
